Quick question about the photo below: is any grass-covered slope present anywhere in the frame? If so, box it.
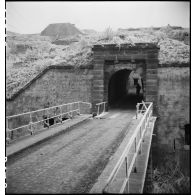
[6,27,190,99]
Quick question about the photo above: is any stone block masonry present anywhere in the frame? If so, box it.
[6,43,189,152]
[92,43,160,113]
[6,65,93,117]
[156,67,190,147]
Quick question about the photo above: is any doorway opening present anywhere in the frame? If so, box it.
[108,69,144,110]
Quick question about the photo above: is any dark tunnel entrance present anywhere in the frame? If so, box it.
[108,69,144,110]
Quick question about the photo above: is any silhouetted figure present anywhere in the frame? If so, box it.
[134,78,138,86]
[136,83,141,96]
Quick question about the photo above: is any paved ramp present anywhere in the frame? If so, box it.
[6,109,139,194]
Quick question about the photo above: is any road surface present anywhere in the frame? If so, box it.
[6,109,136,194]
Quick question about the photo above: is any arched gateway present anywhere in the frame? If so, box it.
[92,43,160,114]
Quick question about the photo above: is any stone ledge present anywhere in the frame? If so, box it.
[92,43,160,51]
[158,63,189,67]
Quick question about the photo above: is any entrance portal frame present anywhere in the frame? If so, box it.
[92,43,160,114]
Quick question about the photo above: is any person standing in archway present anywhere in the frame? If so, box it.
[129,70,143,96]
[136,81,141,96]
[133,72,142,96]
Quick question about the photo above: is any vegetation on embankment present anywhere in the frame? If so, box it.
[6,25,189,99]
[144,151,190,193]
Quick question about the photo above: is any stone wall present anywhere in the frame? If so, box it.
[150,66,190,170]
[155,67,190,147]
[92,43,159,113]
[145,66,190,191]
[6,58,190,151]
[6,66,93,116]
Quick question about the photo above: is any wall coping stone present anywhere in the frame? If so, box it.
[158,63,189,67]
[92,43,160,51]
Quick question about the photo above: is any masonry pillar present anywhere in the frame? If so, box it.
[145,51,159,115]
[92,50,105,113]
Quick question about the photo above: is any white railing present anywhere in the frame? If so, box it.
[102,101,153,193]
[6,101,92,143]
[96,102,107,116]
[136,100,150,119]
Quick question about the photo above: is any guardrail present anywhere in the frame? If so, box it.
[6,101,92,143]
[96,102,107,116]
[136,100,149,119]
[102,101,153,193]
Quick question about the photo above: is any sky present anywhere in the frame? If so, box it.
[6,1,190,34]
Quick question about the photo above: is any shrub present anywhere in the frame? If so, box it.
[100,27,115,41]
[79,38,89,50]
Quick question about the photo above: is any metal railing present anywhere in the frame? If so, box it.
[102,101,153,193]
[96,102,107,116]
[136,100,149,119]
[6,101,92,143]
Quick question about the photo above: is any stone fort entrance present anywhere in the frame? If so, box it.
[92,43,160,113]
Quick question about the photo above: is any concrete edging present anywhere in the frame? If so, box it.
[90,116,156,193]
[90,117,140,193]
[6,114,91,158]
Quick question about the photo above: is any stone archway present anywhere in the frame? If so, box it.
[92,43,159,114]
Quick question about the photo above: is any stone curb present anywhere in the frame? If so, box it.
[6,114,91,158]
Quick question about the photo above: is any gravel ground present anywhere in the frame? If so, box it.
[6,110,136,194]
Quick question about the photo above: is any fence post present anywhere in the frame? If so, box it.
[70,103,73,118]
[46,108,50,128]
[139,127,142,155]
[29,113,33,135]
[97,105,100,116]
[78,102,80,115]
[125,156,128,178]
[134,138,137,173]
[6,118,10,144]
[147,112,150,128]
[125,156,129,192]
[136,104,139,119]
[103,102,105,113]
[60,106,63,122]
[143,119,146,143]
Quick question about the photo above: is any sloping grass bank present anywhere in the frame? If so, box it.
[6,28,190,99]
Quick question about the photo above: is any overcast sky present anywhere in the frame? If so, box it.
[6,1,190,34]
